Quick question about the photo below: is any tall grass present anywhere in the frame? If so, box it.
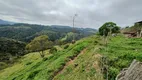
[54,36,104,80]
[99,35,142,80]
[0,37,91,80]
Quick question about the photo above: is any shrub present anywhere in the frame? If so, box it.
[64,44,69,49]
[108,67,119,80]
[49,47,57,54]
[42,57,48,61]
[0,62,7,70]
[26,62,32,65]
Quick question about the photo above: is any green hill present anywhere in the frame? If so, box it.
[1,35,142,80]
[0,24,96,42]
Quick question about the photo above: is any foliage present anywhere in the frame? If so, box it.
[49,47,57,54]
[0,37,26,66]
[99,22,120,36]
[64,44,69,49]
[0,36,91,80]
[0,62,8,70]
[0,37,26,55]
[2,34,142,80]
[61,32,84,43]
[0,23,96,42]
[134,22,142,31]
[26,35,50,57]
[51,36,104,80]
[0,23,96,70]
[99,35,142,80]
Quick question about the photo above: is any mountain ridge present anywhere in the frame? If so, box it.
[0,19,15,25]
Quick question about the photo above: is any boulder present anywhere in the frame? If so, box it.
[116,59,142,80]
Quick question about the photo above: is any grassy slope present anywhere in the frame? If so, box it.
[53,35,142,80]
[53,36,104,80]
[99,35,142,80]
[1,35,142,80]
[0,36,94,80]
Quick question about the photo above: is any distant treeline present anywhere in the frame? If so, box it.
[0,23,96,42]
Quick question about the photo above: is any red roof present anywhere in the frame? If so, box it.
[123,32,136,34]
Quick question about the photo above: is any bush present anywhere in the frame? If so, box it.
[108,67,119,80]
[49,47,57,54]
[0,62,7,70]
[64,44,69,49]
[42,57,48,61]
[26,62,32,65]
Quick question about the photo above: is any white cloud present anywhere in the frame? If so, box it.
[0,0,142,29]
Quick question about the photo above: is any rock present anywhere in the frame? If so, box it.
[116,59,142,80]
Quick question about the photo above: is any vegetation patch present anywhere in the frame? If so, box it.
[99,35,142,80]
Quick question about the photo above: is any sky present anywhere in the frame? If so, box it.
[0,0,142,29]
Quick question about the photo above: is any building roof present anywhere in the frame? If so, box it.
[135,21,142,24]
[123,32,136,34]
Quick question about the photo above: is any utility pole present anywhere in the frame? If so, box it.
[72,14,78,43]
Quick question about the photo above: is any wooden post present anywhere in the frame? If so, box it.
[140,28,142,37]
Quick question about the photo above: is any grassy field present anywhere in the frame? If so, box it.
[1,35,142,80]
[99,35,142,80]
[0,36,94,80]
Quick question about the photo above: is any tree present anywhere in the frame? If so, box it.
[99,22,120,36]
[26,35,49,58]
[0,37,26,62]
[134,22,142,37]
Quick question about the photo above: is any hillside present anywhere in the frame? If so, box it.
[0,37,26,70]
[0,35,103,80]
[0,23,96,42]
[1,34,142,80]
[0,22,96,73]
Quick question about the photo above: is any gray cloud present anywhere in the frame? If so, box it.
[0,0,142,29]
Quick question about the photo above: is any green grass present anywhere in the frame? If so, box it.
[99,35,142,80]
[1,35,142,80]
[0,36,92,80]
[53,42,104,80]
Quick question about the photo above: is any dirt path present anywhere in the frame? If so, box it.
[93,54,102,72]
[61,48,87,73]
[53,48,87,79]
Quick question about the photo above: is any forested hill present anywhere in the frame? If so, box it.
[0,23,97,42]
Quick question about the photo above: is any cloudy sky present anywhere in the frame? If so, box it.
[0,0,142,29]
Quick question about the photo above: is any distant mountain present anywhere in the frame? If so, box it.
[0,19,15,25]
[0,23,97,42]
[51,25,71,28]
